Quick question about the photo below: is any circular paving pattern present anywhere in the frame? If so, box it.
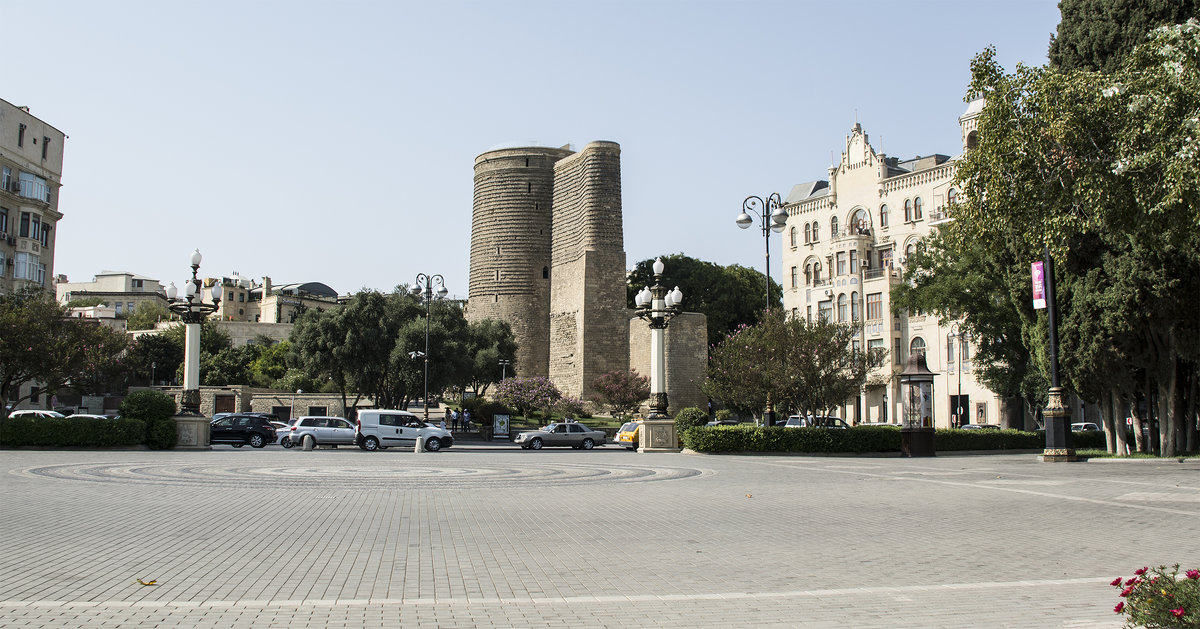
[13,460,708,489]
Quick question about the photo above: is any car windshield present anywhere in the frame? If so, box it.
[619,423,634,433]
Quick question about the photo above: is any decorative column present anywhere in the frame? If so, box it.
[1039,247,1075,461]
[634,258,683,452]
[165,249,221,449]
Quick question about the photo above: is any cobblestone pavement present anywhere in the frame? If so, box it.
[1,445,1197,628]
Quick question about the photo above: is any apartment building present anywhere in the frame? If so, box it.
[778,99,998,428]
[55,270,168,317]
[0,98,65,294]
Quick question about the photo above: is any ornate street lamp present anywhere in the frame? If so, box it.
[948,323,969,429]
[736,192,788,312]
[413,273,448,421]
[633,257,683,419]
[166,249,221,416]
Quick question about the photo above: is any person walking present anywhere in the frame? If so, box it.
[462,409,471,433]
[445,408,453,430]
[451,409,460,431]
[451,409,460,432]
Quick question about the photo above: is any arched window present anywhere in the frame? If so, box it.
[914,197,923,220]
[837,293,848,321]
[905,244,915,262]
[947,188,958,205]
[910,337,927,357]
[811,222,819,241]
[542,266,549,279]
[790,226,797,247]
[851,291,860,321]
[804,264,813,286]
[831,216,839,238]
[813,261,822,282]
[790,266,798,288]
[880,204,889,228]
[804,223,811,243]
[904,199,913,222]
[966,130,979,151]
[850,208,869,234]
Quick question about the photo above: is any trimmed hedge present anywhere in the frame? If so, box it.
[0,416,147,448]
[119,390,177,450]
[674,407,708,433]
[681,425,1112,454]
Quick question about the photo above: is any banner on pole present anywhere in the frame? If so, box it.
[1031,261,1046,310]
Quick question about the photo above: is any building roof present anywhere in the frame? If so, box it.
[785,181,830,204]
[250,281,339,299]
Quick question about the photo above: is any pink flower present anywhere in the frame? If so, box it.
[1135,567,1148,575]
[1120,586,1134,597]
[1113,602,1125,613]
[1111,577,1124,586]
[1126,577,1140,586]
[1187,569,1199,580]
[1170,608,1186,618]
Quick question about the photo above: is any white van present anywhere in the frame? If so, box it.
[354,409,453,452]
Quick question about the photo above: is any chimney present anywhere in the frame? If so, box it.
[263,276,272,294]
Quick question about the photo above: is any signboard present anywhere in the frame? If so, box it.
[1031,261,1046,310]
[492,414,510,439]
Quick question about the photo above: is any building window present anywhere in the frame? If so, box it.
[947,336,956,364]
[818,300,833,322]
[804,265,812,286]
[880,204,889,228]
[42,137,49,160]
[239,292,245,302]
[115,302,123,315]
[39,224,50,247]
[849,250,858,274]
[542,266,549,279]
[851,291,860,321]
[904,199,913,222]
[836,252,846,276]
[790,266,798,288]
[807,305,812,321]
[19,212,30,238]
[813,262,822,282]
[791,307,798,319]
[894,338,903,365]
[18,124,26,147]
[811,222,819,241]
[868,338,885,357]
[803,223,811,243]
[790,226,797,247]
[905,244,915,264]
[837,293,847,321]
[0,208,7,233]
[132,279,143,288]
[961,337,971,361]
[831,217,839,237]
[947,188,958,206]
[910,337,926,357]
[866,293,882,320]
[914,197,923,220]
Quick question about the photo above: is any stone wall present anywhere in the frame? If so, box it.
[628,311,708,415]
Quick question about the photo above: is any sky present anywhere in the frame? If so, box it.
[9,0,1063,299]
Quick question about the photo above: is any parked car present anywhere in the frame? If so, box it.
[783,415,849,429]
[289,416,355,449]
[959,424,1001,430]
[7,410,67,419]
[354,409,453,452]
[68,414,114,420]
[271,420,296,448]
[706,419,741,426]
[209,413,278,448]
[1071,422,1101,432]
[515,422,606,450]
[615,420,641,450]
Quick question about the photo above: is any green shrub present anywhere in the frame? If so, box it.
[145,417,177,450]
[714,409,733,423]
[119,390,177,422]
[674,407,708,433]
[0,416,147,448]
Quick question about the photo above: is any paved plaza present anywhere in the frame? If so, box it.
[1,444,1198,628]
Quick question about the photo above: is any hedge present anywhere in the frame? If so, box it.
[0,416,147,448]
[680,425,1111,454]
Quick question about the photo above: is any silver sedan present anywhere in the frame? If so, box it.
[515,422,606,450]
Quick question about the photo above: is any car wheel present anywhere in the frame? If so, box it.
[248,433,266,448]
[529,437,543,450]
[581,438,594,450]
[301,434,316,450]
[425,437,442,452]
[362,436,380,452]
[280,436,293,449]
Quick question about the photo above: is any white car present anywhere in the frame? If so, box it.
[288,416,355,449]
[354,409,453,452]
[7,410,67,419]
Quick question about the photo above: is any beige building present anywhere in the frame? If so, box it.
[778,99,998,428]
[211,274,341,324]
[55,270,168,317]
[0,98,65,295]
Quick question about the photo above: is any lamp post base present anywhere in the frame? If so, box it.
[638,419,681,453]
[172,413,211,450]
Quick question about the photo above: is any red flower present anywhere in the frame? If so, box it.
[1126,577,1140,586]
[1120,586,1134,597]
[1170,608,1185,618]
[1114,602,1125,613]
[1135,567,1148,576]
[1187,569,1199,580]
[1111,577,1124,586]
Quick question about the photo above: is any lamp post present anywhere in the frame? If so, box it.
[166,249,222,416]
[948,323,968,429]
[634,258,683,420]
[499,359,511,381]
[735,193,788,312]
[414,273,448,421]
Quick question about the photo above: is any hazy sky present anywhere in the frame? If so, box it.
[10,0,1061,299]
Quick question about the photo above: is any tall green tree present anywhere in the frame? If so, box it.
[0,288,128,415]
[126,301,172,331]
[627,254,781,344]
[1048,0,1198,73]
[460,318,517,397]
[124,333,184,386]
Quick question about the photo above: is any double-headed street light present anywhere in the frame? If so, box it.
[634,258,683,419]
[413,273,448,421]
[736,193,788,312]
[166,249,221,415]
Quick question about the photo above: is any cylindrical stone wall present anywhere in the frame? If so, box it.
[468,145,574,379]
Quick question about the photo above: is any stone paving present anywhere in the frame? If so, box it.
[1,444,1198,628]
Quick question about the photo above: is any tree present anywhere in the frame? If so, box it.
[126,301,171,331]
[249,339,291,387]
[124,333,183,386]
[591,370,650,418]
[492,377,562,417]
[65,296,107,309]
[202,344,261,386]
[701,311,885,419]
[627,254,781,345]
[0,288,128,415]
[1048,0,1198,73]
[159,321,233,384]
[460,318,517,398]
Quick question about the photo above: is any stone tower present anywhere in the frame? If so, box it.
[469,145,574,379]
[548,141,629,400]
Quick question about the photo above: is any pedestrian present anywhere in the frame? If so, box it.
[451,409,459,431]
[462,409,471,432]
[451,409,460,432]
[440,417,447,431]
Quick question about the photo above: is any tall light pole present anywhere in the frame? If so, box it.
[634,258,683,419]
[736,193,788,312]
[414,273,448,421]
[166,249,221,416]
[948,323,968,428]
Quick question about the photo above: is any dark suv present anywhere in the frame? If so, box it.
[210,413,278,448]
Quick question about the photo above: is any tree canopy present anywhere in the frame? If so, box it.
[1049,0,1199,73]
